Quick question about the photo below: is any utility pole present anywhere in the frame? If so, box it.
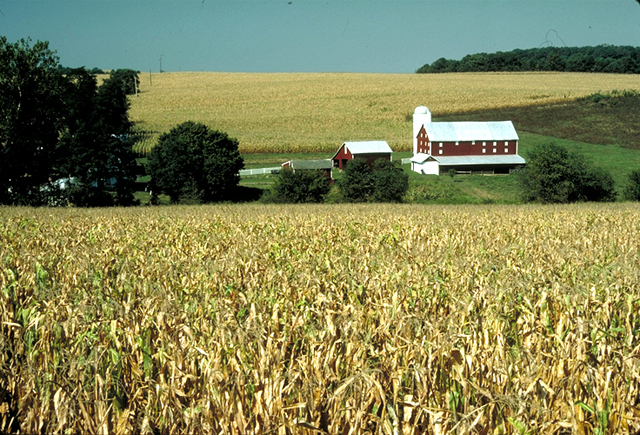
[159,54,164,73]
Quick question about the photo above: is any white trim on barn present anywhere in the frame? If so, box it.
[412,154,526,175]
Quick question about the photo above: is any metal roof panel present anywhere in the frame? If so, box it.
[343,141,393,155]
[424,121,519,142]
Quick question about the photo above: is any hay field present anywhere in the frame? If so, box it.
[2,203,640,434]
[129,72,640,154]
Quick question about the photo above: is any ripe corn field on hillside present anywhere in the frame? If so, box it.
[127,72,640,154]
[2,203,640,434]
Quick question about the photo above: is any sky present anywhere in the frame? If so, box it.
[2,0,639,73]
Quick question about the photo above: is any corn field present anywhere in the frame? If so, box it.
[128,72,640,154]
[1,203,640,434]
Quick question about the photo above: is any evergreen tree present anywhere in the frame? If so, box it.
[337,159,374,202]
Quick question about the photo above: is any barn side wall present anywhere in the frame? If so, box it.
[332,145,353,169]
[427,136,518,157]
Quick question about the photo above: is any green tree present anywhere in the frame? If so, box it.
[263,168,331,203]
[337,158,374,202]
[0,37,66,204]
[370,159,409,203]
[623,170,640,201]
[338,158,409,203]
[518,142,616,203]
[107,69,140,95]
[147,122,244,203]
[56,68,138,206]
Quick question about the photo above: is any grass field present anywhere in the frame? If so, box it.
[128,72,640,154]
[2,203,640,434]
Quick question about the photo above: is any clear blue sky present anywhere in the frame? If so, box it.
[2,0,639,73]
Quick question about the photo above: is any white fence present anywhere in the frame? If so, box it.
[239,167,281,176]
[239,158,412,177]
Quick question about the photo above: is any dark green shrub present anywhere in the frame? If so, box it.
[623,170,640,201]
[371,160,409,203]
[337,158,409,203]
[337,159,374,203]
[518,142,616,203]
[107,69,140,95]
[263,168,331,203]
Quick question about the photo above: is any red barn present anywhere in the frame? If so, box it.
[332,141,393,170]
[411,106,525,175]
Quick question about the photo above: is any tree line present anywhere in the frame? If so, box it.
[417,45,640,74]
[0,37,141,206]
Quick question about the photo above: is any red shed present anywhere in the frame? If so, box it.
[331,141,393,170]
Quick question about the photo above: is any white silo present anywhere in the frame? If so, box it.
[413,106,432,155]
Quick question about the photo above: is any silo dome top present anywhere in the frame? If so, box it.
[414,106,430,114]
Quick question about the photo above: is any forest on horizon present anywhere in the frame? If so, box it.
[417,45,640,74]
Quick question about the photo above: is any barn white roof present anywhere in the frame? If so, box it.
[343,141,393,155]
[423,121,519,142]
[410,153,434,164]
[411,153,525,165]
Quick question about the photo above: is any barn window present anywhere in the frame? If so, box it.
[493,141,497,146]
[455,141,459,146]
[482,149,486,154]
[439,143,443,147]
[482,142,486,146]
[505,141,509,146]
[504,148,509,153]
[472,141,476,145]
[439,150,443,155]
[493,148,497,153]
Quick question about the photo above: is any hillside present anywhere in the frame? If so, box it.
[440,90,640,150]
[127,72,640,155]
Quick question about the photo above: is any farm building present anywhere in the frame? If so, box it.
[332,141,393,170]
[281,159,333,179]
[411,106,526,175]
